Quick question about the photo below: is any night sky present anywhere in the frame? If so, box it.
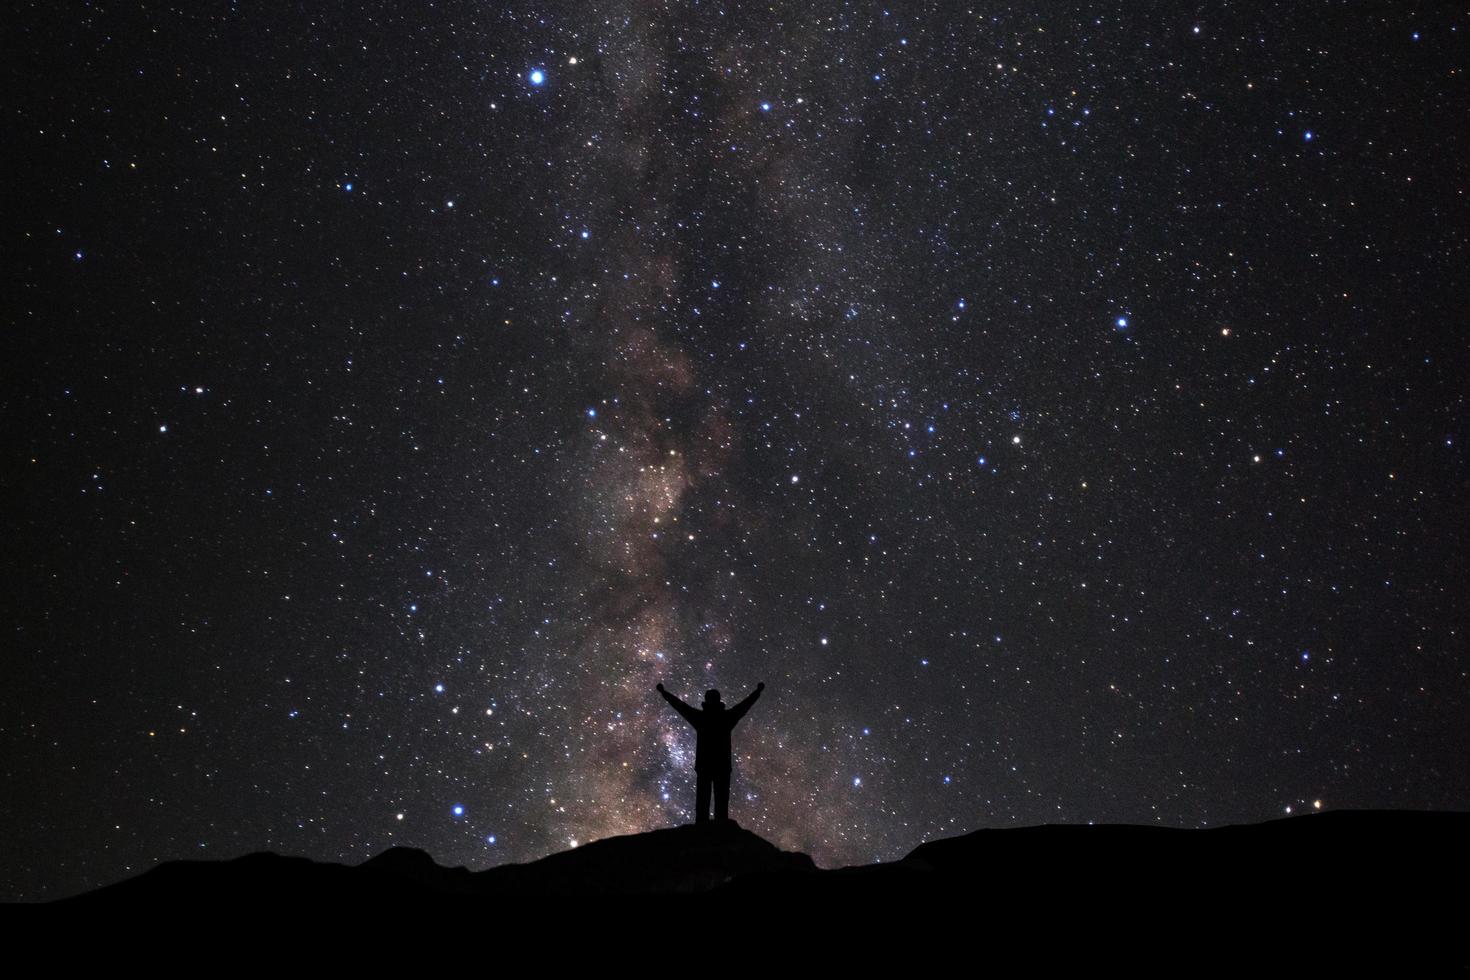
[6,2,1468,901]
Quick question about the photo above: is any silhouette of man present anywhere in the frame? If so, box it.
[656,681,764,823]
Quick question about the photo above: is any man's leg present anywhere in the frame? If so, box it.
[695,771,711,823]
[714,770,730,821]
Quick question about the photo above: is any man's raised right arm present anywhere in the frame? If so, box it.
[656,683,699,725]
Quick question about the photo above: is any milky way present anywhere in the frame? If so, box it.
[5,3,1468,899]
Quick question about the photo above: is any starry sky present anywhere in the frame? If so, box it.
[5,2,1468,901]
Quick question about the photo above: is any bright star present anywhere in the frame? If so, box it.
[529,69,545,85]
[452,804,465,817]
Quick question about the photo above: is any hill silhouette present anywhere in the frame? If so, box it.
[49,811,1466,964]
[59,819,812,906]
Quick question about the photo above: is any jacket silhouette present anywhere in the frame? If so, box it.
[657,682,764,822]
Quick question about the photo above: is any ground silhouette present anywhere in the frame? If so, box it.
[43,812,1467,965]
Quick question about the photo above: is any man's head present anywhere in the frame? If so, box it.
[703,689,723,707]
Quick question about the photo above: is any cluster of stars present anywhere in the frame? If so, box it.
[4,2,1466,902]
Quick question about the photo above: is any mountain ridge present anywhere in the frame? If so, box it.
[39,810,1469,964]
[52,808,1465,906]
